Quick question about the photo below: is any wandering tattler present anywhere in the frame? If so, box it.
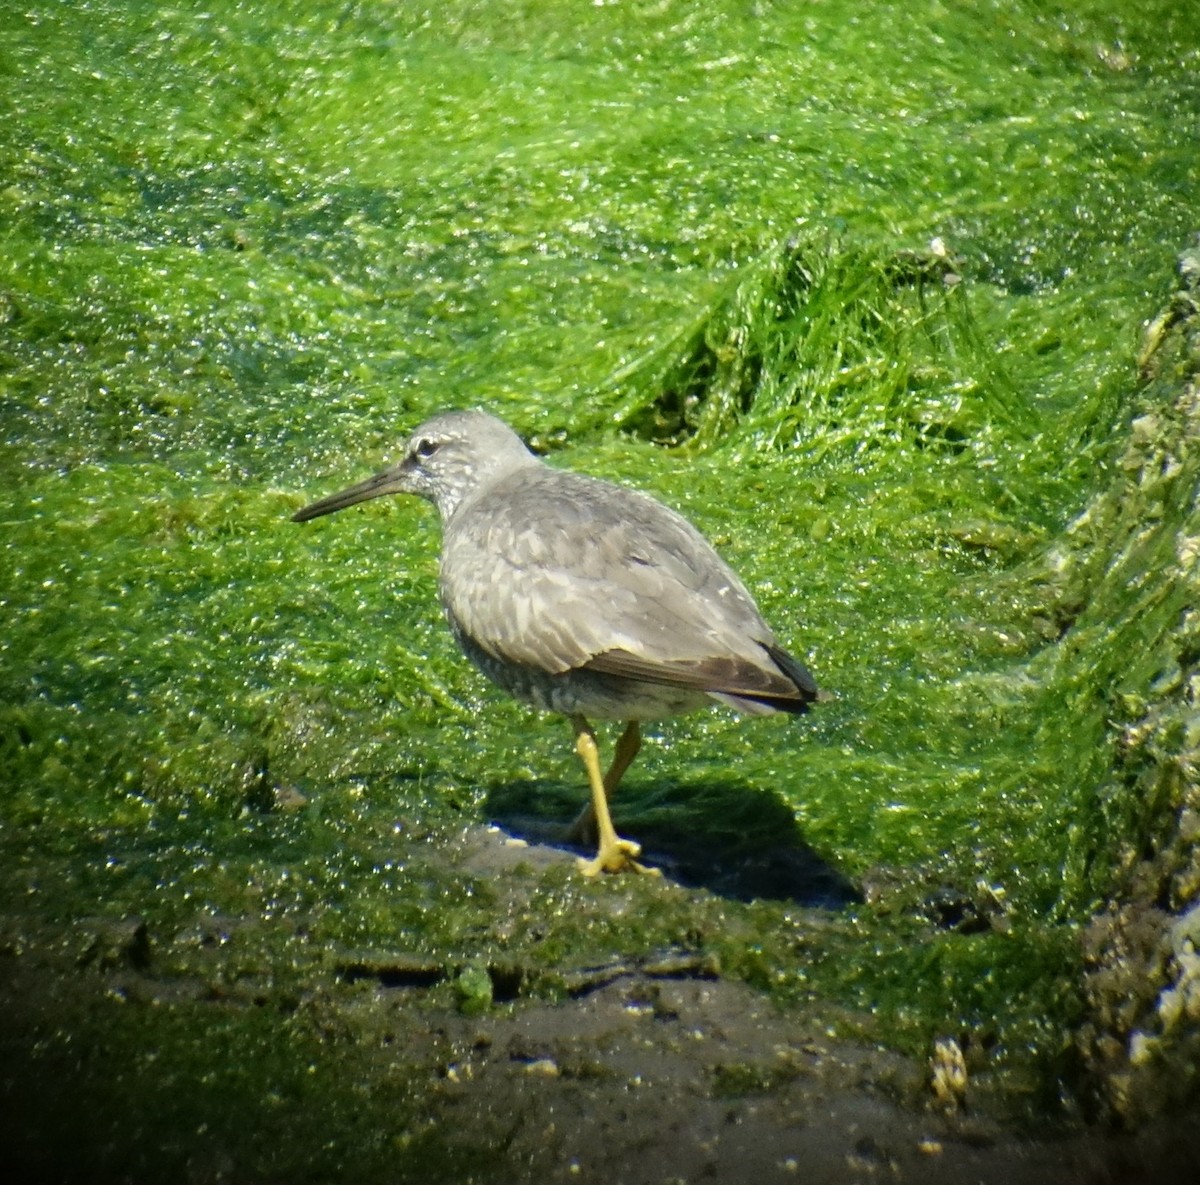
[293,410,818,875]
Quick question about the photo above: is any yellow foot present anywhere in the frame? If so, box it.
[576,837,661,877]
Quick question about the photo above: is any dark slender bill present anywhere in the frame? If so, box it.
[292,468,398,522]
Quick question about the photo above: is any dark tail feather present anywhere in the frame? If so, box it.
[710,644,820,717]
[763,644,819,712]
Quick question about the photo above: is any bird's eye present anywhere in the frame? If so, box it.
[415,438,439,459]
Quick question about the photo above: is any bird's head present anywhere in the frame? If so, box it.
[292,409,536,524]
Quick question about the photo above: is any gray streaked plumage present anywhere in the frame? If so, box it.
[293,409,817,875]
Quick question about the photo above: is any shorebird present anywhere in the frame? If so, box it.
[293,410,817,875]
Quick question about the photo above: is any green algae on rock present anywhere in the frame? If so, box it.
[2,1,1200,1180]
[1069,240,1200,1124]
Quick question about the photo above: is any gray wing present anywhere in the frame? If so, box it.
[439,466,799,699]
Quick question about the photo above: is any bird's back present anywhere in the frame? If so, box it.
[439,463,813,712]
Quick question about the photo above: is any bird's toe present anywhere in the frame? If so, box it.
[576,837,659,877]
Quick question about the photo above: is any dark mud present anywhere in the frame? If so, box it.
[3,825,1197,1185]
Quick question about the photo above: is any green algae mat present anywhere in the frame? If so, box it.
[3,1,1200,1180]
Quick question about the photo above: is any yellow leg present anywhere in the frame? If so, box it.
[607,720,643,794]
[566,720,642,844]
[571,718,656,876]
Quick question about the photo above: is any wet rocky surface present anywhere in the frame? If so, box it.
[3,825,1198,1185]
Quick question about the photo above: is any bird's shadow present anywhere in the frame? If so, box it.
[483,777,861,908]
